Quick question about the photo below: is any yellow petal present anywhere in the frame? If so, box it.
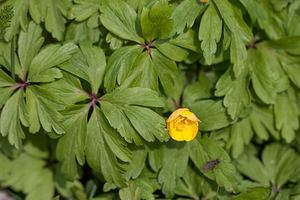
[169,128,186,141]
[167,108,189,123]
[183,127,193,141]
[168,123,185,141]
[168,122,199,142]
[184,124,198,141]
[180,110,200,122]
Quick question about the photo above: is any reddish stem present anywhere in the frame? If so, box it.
[139,40,156,56]
[174,101,181,109]
[12,79,28,89]
[77,90,89,95]
[247,35,259,49]
[272,185,279,195]
[78,90,110,114]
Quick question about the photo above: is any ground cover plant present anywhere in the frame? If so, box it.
[1,0,300,199]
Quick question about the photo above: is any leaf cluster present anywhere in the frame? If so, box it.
[1,0,300,199]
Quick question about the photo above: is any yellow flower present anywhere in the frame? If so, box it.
[200,0,209,2]
[167,108,200,142]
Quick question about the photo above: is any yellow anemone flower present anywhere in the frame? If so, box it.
[167,108,200,142]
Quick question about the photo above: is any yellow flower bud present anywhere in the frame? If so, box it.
[167,108,200,142]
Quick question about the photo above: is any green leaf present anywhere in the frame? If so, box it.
[229,118,253,159]
[182,76,212,108]
[119,169,159,200]
[158,142,189,198]
[190,100,232,131]
[154,41,189,62]
[0,152,11,181]
[140,0,174,41]
[236,143,300,188]
[70,0,101,22]
[231,33,248,76]
[215,66,250,120]
[286,1,300,36]
[28,0,71,41]
[120,52,158,91]
[272,0,289,11]
[274,92,299,143]
[29,68,63,83]
[249,104,279,140]
[171,0,204,35]
[119,185,142,200]
[116,49,176,94]
[54,169,87,199]
[233,187,271,200]
[262,143,300,187]
[213,0,252,42]
[0,41,22,75]
[125,147,147,179]
[258,48,289,93]
[65,21,100,44]
[17,21,43,74]
[106,32,123,50]
[275,189,291,200]
[239,0,284,39]
[28,43,77,82]
[26,85,65,134]
[199,3,222,65]
[78,41,106,92]
[43,0,69,41]
[263,36,300,53]
[1,152,54,200]
[168,29,199,52]
[0,69,16,87]
[100,117,132,163]
[4,0,29,41]
[165,70,186,104]
[56,105,88,180]
[100,101,143,145]
[85,109,127,187]
[248,49,277,104]
[58,50,89,82]
[122,106,169,142]
[10,36,15,80]
[104,45,143,92]
[28,0,42,24]
[151,49,178,96]
[102,87,164,107]
[278,52,300,89]
[0,89,26,148]
[0,87,16,108]
[101,88,167,143]
[188,136,240,192]
[125,0,154,11]
[175,165,204,199]
[25,169,54,200]
[147,143,164,172]
[100,0,143,43]
[44,74,88,105]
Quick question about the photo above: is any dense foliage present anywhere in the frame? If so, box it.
[1,0,300,199]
